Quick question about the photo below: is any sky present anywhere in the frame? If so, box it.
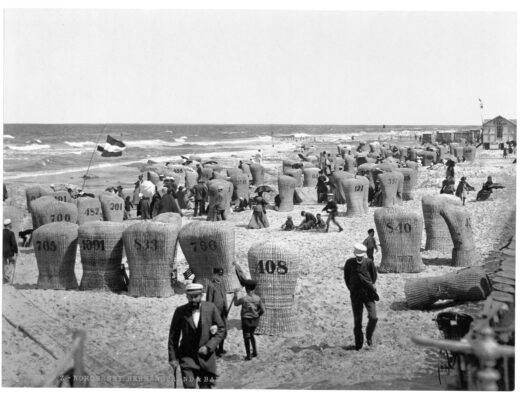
[3,7,518,125]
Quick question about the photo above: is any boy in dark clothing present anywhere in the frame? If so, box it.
[281,216,295,231]
[297,211,317,230]
[191,180,208,217]
[139,194,151,220]
[3,219,18,284]
[124,196,133,220]
[362,229,378,260]
[205,268,228,357]
[322,195,344,232]
[344,243,379,350]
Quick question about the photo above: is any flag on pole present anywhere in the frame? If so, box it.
[478,98,484,109]
[97,135,126,157]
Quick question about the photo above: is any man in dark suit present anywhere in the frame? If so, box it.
[205,269,228,357]
[168,283,225,389]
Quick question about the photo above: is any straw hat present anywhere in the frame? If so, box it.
[353,243,367,257]
[186,283,203,293]
[4,218,12,226]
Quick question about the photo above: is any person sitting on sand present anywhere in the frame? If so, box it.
[281,216,295,231]
[440,176,456,195]
[233,197,249,212]
[455,177,474,206]
[297,210,317,230]
[315,213,327,231]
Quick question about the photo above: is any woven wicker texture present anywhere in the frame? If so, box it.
[277,175,297,212]
[147,171,161,184]
[340,178,366,217]
[334,156,345,171]
[184,170,198,189]
[239,163,253,181]
[328,171,354,204]
[163,164,187,187]
[76,197,103,225]
[99,194,125,222]
[399,168,418,201]
[52,190,71,203]
[439,204,480,267]
[152,212,183,226]
[249,163,265,186]
[355,175,370,213]
[200,167,214,183]
[374,206,424,273]
[453,146,465,160]
[303,167,320,187]
[78,221,127,292]
[230,172,250,202]
[227,167,242,180]
[397,147,407,162]
[404,267,492,309]
[247,241,299,336]
[342,155,356,173]
[356,163,376,189]
[378,171,404,207]
[438,146,448,161]
[207,179,233,221]
[25,185,53,213]
[3,205,23,236]
[407,148,418,162]
[211,165,226,174]
[405,161,419,170]
[463,146,477,162]
[422,194,462,252]
[282,159,299,174]
[422,151,436,166]
[31,197,78,229]
[123,221,181,297]
[284,168,303,187]
[178,221,240,292]
[33,222,79,290]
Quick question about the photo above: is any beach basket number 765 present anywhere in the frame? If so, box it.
[190,240,218,252]
[36,240,57,251]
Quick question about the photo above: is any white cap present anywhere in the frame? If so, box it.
[186,283,203,293]
[4,218,12,226]
[354,243,367,257]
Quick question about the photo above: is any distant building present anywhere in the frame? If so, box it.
[453,129,480,145]
[482,116,517,149]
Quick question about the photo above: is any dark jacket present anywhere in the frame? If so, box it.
[3,229,18,258]
[158,193,182,215]
[191,183,208,201]
[344,257,378,302]
[168,302,225,376]
[139,197,151,219]
[322,200,339,215]
[206,280,228,317]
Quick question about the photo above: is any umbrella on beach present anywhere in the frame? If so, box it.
[254,185,275,194]
[202,161,218,166]
[297,153,309,161]
[444,155,458,163]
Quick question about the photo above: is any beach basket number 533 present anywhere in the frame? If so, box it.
[134,239,158,250]
[255,260,288,275]
[190,240,218,252]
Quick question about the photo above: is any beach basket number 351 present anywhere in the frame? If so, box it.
[255,260,288,275]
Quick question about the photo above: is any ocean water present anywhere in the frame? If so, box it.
[3,123,477,180]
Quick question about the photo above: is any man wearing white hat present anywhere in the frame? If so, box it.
[3,219,18,284]
[168,283,225,388]
[343,243,379,350]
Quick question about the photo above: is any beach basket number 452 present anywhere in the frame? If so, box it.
[255,260,288,275]
[85,208,101,216]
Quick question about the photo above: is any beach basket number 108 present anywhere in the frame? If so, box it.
[255,260,288,275]
[190,240,218,252]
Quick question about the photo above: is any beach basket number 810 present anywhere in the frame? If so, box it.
[255,260,288,275]
[386,222,412,234]
[36,240,57,251]
[190,240,218,252]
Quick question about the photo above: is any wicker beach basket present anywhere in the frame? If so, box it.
[453,146,465,161]
[439,205,480,268]
[374,206,424,273]
[230,172,250,202]
[355,175,370,213]
[31,197,78,229]
[248,242,299,336]
[25,185,53,213]
[123,221,182,297]
[405,161,419,170]
[78,221,127,292]
[342,155,356,173]
[76,197,103,225]
[51,190,71,203]
[422,194,462,252]
[178,221,240,292]
[200,167,214,183]
[211,165,226,174]
[340,178,366,217]
[250,163,265,186]
[376,163,397,173]
[226,167,242,180]
[462,146,477,162]
[33,222,79,290]
[422,151,436,167]
[399,168,418,201]
[438,146,448,161]
[147,170,161,184]
[282,159,299,174]
[240,163,253,181]
[303,167,320,187]
[334,156,345,171]
[185,170,199,189]
[207,179,233,221]
[329,171,355,204]
[100,194,125,222]
[404,267,492,309]
[378,171,404,207]
[277,175,297,212]
[284,168,303,187]
[407,148,418,162]
[153,212,183,226]
[3,205,23,236]
[163,164,187,187]
[356,163,376,189]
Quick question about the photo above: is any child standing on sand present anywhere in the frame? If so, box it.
[233,280,265,361]
[362,229,378,260]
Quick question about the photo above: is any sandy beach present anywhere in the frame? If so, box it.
[2,142,516,389]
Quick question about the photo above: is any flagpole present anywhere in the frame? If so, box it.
[82,125,107,190]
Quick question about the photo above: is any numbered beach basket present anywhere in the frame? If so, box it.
[178,221,240,292]
[248,242,300,336]
[78,221,127,292]
[31,197,78,229]
[422,194,462,253]
[123,220,182,297]
[33,222,79,290]
[76,197,104,225]
[25,185,53,213]
[100,194,125,222]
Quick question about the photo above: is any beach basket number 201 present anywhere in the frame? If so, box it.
[254,260,288,275]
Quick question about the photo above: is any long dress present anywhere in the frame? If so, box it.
[247,204,269,229]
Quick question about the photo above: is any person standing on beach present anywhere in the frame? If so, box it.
[191,180,208,217]
[158,188,183,216]
[139,193,151,220]
[362,229,378,260]
[322,194,344,232]
[445,160,455,180]
[316,171,329,203]
[344,243,379,350]
[205,269,228,357]
[213,187,227,221]
[168,283,225,389]
[455,176,474,206]
[3,219,18,284]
